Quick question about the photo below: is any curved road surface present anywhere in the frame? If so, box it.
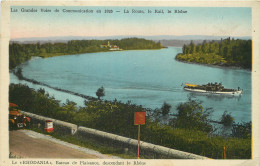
[9,130,120,159]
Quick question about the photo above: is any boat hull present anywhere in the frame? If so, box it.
[184,87,242,95]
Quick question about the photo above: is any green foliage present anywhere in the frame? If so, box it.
[9,83,75,121]
[220,111,234,127]
[232,121,251,139]
[176,53,224,65]
[176,38,252,69]
[9,84,251,159]
[161,102,171,116]
[73,100,144,138]
[96,86,105,100]
[9,83,34,110]
[9,38,163,69]
[142,123,251,159]
[15,68,23,80]
[174,98,213,133]
[113,38,162,50]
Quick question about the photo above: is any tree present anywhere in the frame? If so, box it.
[37,88,46,95]
[16,68,23,80]
[174,97,213,133]
[182,44,186,54]
[220,111,234,127]
[161,102,171,116]
[190,41,196,54]
[96,86,105,100]
[232,121,251,139]
[9,84,33,110]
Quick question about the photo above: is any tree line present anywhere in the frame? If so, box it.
[176,37,252,69]
[9,83,251,159]
[9,38,162,69]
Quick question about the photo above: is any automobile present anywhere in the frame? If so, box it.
[9,103,30,129]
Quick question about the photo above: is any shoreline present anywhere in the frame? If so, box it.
[174,56,251,72]
[10,47,164,69]
[12,69,98,101]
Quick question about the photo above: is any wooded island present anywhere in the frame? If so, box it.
[175,37,252,70]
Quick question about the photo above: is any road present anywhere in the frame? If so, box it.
[9,130,119,159]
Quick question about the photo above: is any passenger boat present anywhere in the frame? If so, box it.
[184,82,242,95]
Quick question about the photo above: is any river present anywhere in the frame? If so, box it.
[10,47,251,123]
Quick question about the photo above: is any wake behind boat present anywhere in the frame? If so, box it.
[184,82,242,95]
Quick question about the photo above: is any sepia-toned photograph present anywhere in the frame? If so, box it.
[1,1,260,166]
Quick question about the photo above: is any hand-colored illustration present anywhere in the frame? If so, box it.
[9,6,252,159]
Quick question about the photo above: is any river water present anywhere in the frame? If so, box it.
[11,47,251,123]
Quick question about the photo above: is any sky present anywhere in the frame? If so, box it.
[10,6,252,39]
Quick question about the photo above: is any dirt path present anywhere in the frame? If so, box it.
[9,130,119,159]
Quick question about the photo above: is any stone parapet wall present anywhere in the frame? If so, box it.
[21,111,208,159]
[21,111,77,135]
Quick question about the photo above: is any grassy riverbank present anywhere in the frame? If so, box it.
[9,83,251,159]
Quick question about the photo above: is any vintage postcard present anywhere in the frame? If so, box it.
[1,1,260,166]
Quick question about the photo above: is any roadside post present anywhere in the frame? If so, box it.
[224,146,227,159]
[134,111,146,159]
[44,120,54,133]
